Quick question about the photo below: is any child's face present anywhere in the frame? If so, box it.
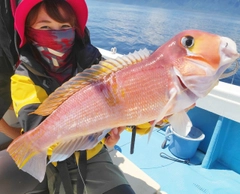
[31,5,72,30]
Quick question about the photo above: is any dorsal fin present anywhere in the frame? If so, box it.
[32,49,150,116]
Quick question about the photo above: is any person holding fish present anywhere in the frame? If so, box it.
[0,0,153,193]
[2,0,239,193]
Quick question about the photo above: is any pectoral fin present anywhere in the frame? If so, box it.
[168,111,192,136]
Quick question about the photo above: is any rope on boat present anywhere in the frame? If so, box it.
[159,152,190,165]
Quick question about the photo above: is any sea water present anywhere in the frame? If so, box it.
[87,0,240,86]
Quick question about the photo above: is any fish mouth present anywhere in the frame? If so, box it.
[220,37,239,67]
[216,37,239,80]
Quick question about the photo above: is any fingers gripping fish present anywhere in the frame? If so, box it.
[7,30,239,182]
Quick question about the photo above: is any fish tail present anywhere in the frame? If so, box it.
[7,134,47,182]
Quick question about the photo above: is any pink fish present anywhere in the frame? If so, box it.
[7,30,239,182]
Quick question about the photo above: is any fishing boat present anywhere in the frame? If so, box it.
[1,47,240,194]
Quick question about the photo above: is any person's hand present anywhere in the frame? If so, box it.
[0,118,21,139]
[104,127,125,148]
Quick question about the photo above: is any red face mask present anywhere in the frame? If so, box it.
[27,28,75,70]
[27,28,76,84]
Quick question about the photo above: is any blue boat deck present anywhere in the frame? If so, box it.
[115,118,240,194]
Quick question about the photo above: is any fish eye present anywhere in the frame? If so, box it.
[181,36,194,48]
